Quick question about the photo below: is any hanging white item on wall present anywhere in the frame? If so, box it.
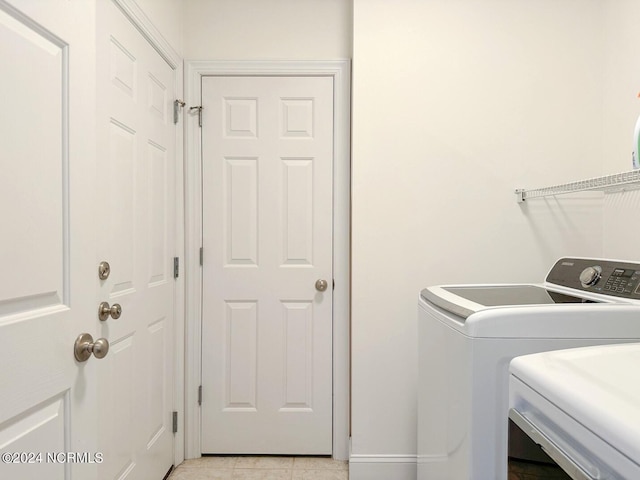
[633,93,640,169]
[633,116,640,169]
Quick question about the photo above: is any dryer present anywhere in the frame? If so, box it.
[510,343,640,480]
[417,257,640,480]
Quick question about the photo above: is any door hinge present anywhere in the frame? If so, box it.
[172,411,178,433]
[173,99,185,124]
[198,385,203,406]
[190,105,203,127]
[173,257,179,279]
[199,247,203,266]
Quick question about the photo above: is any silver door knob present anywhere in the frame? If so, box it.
[315,279,328,292]
[74,333,109,362]
[98,301,122,321]
[98,261,111,280]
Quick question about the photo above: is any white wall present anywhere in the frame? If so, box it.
[183,0,352,60]
[601,0,640,261]
[174,0,640,476]
[351,0,608,476]
[601,0,640,173]
[134,0,184,56]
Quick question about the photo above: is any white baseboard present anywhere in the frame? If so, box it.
[349,453,417,480]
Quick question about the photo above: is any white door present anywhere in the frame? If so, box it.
[0,0,98,479]
[200,76,334,454]
[95,1,176,479]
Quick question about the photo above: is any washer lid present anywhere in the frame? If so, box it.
[421,284,594,319]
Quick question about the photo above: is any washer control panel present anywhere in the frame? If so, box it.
[547,258,640,299]
[604,268,640,295]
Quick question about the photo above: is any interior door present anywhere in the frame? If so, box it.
[0,0,98,479]
[200,76,334,454]
[95,1,176,478]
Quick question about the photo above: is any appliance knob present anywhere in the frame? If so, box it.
[579,266,602,287]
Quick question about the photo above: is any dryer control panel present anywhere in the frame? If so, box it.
[547,258,640,299]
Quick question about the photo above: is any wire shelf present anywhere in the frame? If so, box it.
[515,170,640,203]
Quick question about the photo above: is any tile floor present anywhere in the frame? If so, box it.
[168,456,348,480]
[168,455,570,480]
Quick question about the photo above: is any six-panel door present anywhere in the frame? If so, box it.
[201,76,334,454]
[95,1,176,478]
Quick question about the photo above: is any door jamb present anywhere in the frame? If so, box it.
[184,60,351,460]
[111,0,186,467]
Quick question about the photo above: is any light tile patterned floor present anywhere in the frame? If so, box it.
[169,455,568,479]
[168,456,348,480]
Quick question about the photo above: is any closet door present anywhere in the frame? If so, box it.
[200,75,334,454]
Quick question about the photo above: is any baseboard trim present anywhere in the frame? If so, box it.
[349,453,417,480]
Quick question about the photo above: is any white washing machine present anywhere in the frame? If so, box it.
[417,257,640,480]
[510,343,640,480]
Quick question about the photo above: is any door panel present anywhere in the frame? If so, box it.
[0,0,96,479]
[96,1,175,478]
[201,76,333,454]
[0,5,65,314]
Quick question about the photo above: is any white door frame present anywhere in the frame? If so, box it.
[111,0,186,467]
[184,60,351,460]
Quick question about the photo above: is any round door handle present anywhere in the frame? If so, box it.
[315,279,328,292]
[98,261,111,280]
[74,333,109,362]
[98,301,122,321]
